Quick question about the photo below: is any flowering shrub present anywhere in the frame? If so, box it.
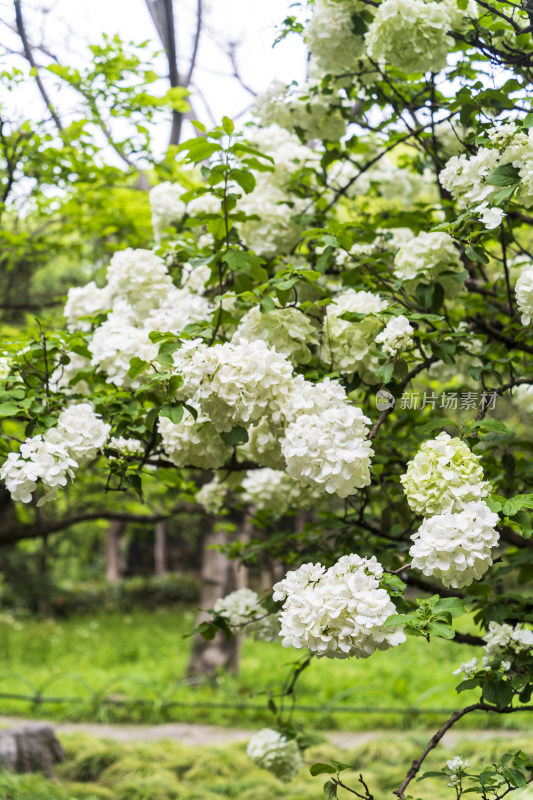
[3,0,533,795]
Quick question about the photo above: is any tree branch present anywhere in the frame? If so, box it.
[13,0,63,131]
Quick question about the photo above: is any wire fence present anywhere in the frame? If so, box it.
[0,671,461,721]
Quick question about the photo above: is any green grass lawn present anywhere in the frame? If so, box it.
[0,731,532,800]
[0,606,526,731]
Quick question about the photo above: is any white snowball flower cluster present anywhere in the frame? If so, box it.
[393,232,464,292]
[232,306,318,365]
[237,175,309,256]
[237,418,286,470]
[515,261,533,325]
[241,468,326,515]
[88,312,158,388]
[447,756,470,787]
[214,588,279,642]
[273,555,406,658]
[281,404,373,498]
[409,500,499,588]
[195,476,227,515]
[246,729,303,781]
[440,123,533,210]
[453,622,533,678]
[64,281,112,332]
[483,621,533,660]
[0,403,110,504]
[254,81,347,142]
[0,436,77,504]
[45,403,110,465]
[173,339,295,433]
[108,437,145,460]
[401,432,491,516]
[143,287,211,334]
[304,0,366,75]
[245,124,319,184]
[365,0,453,74]
[375,315,414,357]
[323,289,389,380]
[149,182,186,233]
[159,410,233,470]
[106,249,174,317]
[171,340,374,499]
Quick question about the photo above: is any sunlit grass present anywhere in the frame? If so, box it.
[0,606,526,730]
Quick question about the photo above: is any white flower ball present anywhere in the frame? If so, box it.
[273,554,406,658]
[247,729,303,781]
[401,432,491,516]
[409,500,499,588]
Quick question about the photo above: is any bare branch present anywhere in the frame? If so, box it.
[13,0,63,130]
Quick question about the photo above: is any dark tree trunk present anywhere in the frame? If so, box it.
[105,520,124,583]
[154,520,167,576]
[187,514,251,676]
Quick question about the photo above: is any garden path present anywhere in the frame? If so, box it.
[0,716,525,748]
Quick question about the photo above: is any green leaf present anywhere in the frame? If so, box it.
[417,418,455,436]
[524,113,533,129]
[310,764,337,776]
[455,677,480,693]
[0,402,20,417]
[487,163,520,187]
[222,116,234,135]
[260,297,276,314]
[128,357,149,379]
[433,597,466,619]
[159,404,185,425]
[483,679,513,709]
[383,614,411,627]
[220,425,249,446]
[427,621,455,639]
[323,780,337,800]
[222,250,253,272]
[231,168,255,194]
[168,375,184,398]
[502,768,527,788]
[376,362,394,385]
[465,244,489,264]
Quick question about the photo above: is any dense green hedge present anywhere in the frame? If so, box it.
[0,574,200,616]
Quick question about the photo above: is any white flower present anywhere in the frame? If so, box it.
[195,476,227,515]
[64,281,112,332]
[241,468,326,515]
[281,405,373,498]
[232,305,318,364]
[447,756,469,772]
[273,555,406,659]
[474,202,505,230]
[46,403,110,465]
[401,432,491,516]
[515,262,533,325]
[483,621,533,660]
[159,409,233,470]
[409,500,499,588]
[323,289,389,380]
[393,232,464,292]
[375,315,414,357]
[247,729,303,781]
[0,436,77,504]
[89,312,158,388]
[452,657,479,678]
[254,81,347,142]
[106,249,174,317]
[237,418,286,470]
[214,588,279,642]
[173,340,295,433]
[366,0,453,74]
[304,0,366,75]
[0,403,109,505]
[149,182,186,232]
[108,437,145,460]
